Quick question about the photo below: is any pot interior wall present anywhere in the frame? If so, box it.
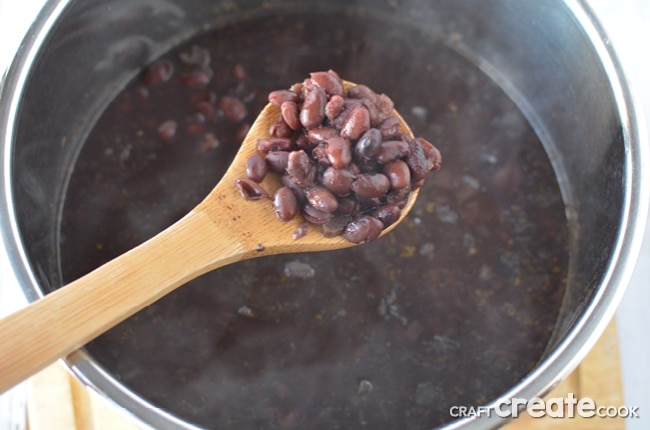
[9,0,623,428]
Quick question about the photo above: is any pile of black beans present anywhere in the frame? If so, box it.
[235,70,441,243]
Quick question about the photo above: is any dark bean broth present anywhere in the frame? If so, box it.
[59,11,568,429]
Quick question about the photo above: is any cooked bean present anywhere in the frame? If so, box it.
[306,186,339,213]
[269,117,294,138]
[386,186,411,208]
[377,93,395,120]
[378,115,401,139]
[415,136,442,171]
[336,196,360,216]
[383,160,411,190]
[373,204,402,227]
[344,216,382,243]
[281,101,301,130]
[355,128,382,161]
[281,174,307,200]
[180,67,213,88]
[377,140,410,164]
[142,59,174,86]
[218,96,247,123]
[265,151,290,172]
[326,136,352,169]
[406,137,429,182]
[351,174,391,199]
[321,215,351,237]
[347,84,378,103]
[234,178,269,200]
[311,144,331,167]
[321,167,355,196]
[273,187,299,221]
[310,71,344,96]
[302,203,333,224]
[308,126,338,143]
[257,137,293,153]
[362,98,381,127]
[325,95,345,121]
[299,87,327,129]
[286,150,316,187]
[246,155,268,182]
[268,89,300,106]
[341,105,370,140]
[365,216,385,242]
[157,120,177,141]
[295,134,315,150]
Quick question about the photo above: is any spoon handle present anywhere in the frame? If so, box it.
[0,205,244,394]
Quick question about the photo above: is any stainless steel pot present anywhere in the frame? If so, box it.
[1,0,647,428]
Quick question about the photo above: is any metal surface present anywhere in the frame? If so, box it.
[0,0,647,428]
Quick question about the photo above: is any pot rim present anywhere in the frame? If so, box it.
[0,0,647,428]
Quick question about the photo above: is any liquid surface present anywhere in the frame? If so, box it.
[59,12,568,429]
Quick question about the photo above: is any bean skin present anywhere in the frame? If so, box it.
[246,155,268,182]
[351,174,391,199]
[326,136,352,169]
[273,187,299,221]
[306,186,339,213]
[235,178,269,200]
[299,87,327,129]
[341,105,370,140]
[383,160,411,190]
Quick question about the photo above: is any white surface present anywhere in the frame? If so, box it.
[0,1,649,429]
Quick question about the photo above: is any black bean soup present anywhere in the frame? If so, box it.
[59,11,568,430]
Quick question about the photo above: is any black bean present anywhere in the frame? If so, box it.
[377,93,395,120]
[325,95,345,121]
[269,117,293,138]
[415,137,442,171]
[347,84,378,104]
[321,215,351,237]
[344,215,383,243]
[265,151,290,172]
[378,115,401,139]
[373,204,402,227]
[299,87,326,129]
[326,136,352,169]
[268,89,300,106]
[377,140,410,164]
[365,216,385,242]
[311,144,331,167]
[308,126,338,144]
[257,137,293,153]
[336,196,360,216]
[235,178,269,200]
[286,150,316,187]
[295,134,315,151]
[354,128,383,161]
[281,101,301,130]
[246,155,268,183]
[273,187,299,221]
[341,105,370,140]
[406,138,429,183]
[302,203,333,224]
[306,186,339,213]
[351,174,391,199]
[181,67,213,88]
[321,167,355,196]
[386,186,411,208]
[218,96,247,123]
[310,71,344,97]
[142,59,174,86]
[383,160,411,190]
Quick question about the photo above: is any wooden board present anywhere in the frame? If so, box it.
[27,320,623,429]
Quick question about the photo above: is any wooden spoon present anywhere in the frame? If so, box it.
[0,81,417,393]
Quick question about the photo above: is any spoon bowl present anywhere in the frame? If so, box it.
[0,80,418,393]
